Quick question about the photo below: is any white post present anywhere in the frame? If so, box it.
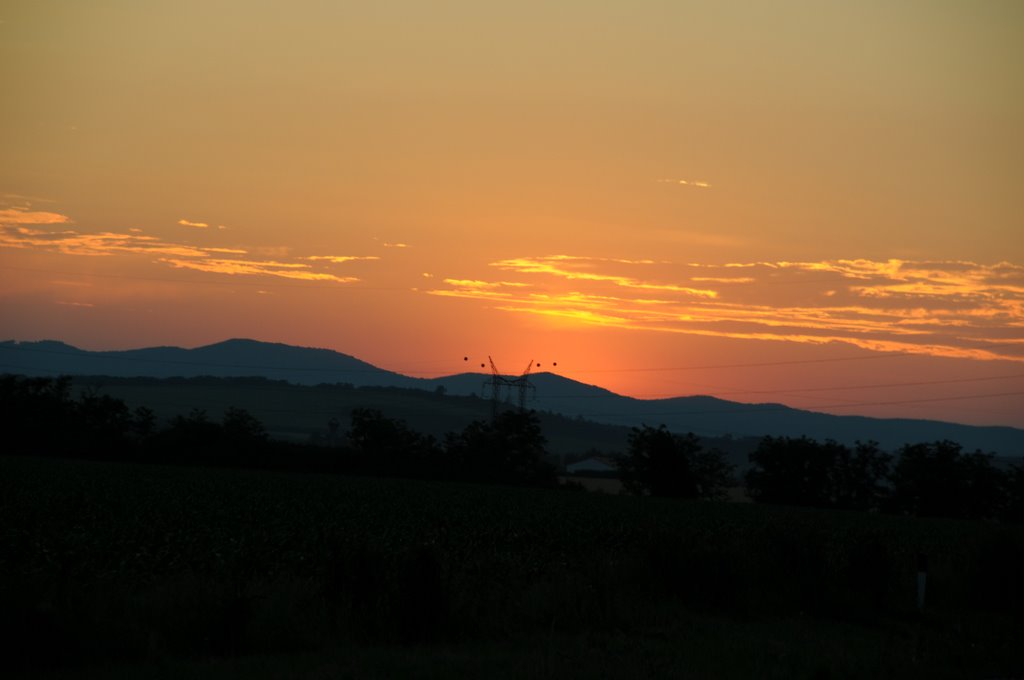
[916,553,928,611]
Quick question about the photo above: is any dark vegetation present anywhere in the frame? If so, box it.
[5,374,1023,520]
[617,425,733,500]
[7,338,1023,455]
[3,455,1023,677]
[347,407,557,486]
[3,374,1024,676]
[65,374,641,461]
[740,435,1020,522]
[0,375,557,488]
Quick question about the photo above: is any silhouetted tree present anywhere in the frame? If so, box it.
[175,408,219,438]
[347,408,440,477]
[445,410,556,486]
[886,440,1004,519]
[222,407,267,443]
[76,389,133,455]
[618,425,733,500]
[0,376,157,458]
[831,441,892,511]
[131,406,157,441]
[746,436,838,507]
[745,436,893,509]
[0,375,78,454]
[1003,464,1024,524]
[691,444,736,501]
[326,417,341,447]
[214,406,268,464]
[151,409,223,462]
[959,449,1006,520]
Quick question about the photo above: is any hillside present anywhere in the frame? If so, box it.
[0,338,418,387]
[66,375,647,462]
[4,338,1023,456]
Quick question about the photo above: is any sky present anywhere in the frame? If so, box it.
[2,0,1023,428]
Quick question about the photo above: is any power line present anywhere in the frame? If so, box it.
[46,371,1024,416]
[569,353,912,373]
[15,383,1022,425]
[575,390,1024,419]
[5,343,1024,404]
[0,341,929,377]
[0,343,406,375]
[807,391,1024,411]
[621,373,1024,400]
[5,367,1019,425]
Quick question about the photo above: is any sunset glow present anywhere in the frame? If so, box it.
[2,1,1022,427]
[431,257,1024,362]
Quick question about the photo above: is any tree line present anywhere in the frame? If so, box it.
[4,375,1023,521]
[619,424,1024,522]
[0,375,556,487]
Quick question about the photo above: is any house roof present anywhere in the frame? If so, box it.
[566,457,617,473]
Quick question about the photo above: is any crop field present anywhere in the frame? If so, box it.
[2,454,1022,678]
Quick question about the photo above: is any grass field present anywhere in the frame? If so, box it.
[2,455,1022,678]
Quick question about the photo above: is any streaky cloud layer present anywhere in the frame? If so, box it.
[0,220,371,284]
[0,209,72,225]
[160,258,359,282]
[306,255,381,263]
[429,256,1024,362]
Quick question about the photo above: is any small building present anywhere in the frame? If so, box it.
[566,457,617,475]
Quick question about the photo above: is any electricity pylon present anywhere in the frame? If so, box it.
[464,355,557,419]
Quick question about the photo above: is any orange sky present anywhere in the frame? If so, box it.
[2,1,1023,428]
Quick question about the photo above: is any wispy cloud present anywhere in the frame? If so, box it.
[0,208,72,225]
[429,257,1024,363]
[306,255,381,263]
[159,257,359,282]
[492,256,718,297]
[656,178,711,188]
[1,193,57,205]
[690,276,756,283]
[177,219,208,228]
[1,220,369,285]
[0,225,231,258]
[442,279,528,289]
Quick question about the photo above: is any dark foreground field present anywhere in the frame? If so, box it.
[2,455,1022,678]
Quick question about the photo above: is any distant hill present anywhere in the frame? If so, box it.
[432,372,1024,456]
[0,338,418,387]
[4,338,1023,456]
[63,375,641,462]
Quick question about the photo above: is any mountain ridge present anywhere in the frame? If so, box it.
[3,338,1022,455]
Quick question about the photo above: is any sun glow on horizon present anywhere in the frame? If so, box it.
[0,0,1021,426]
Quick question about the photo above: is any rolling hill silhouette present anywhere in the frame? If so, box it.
[0,338,419,387]
[3,338,1022,455]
